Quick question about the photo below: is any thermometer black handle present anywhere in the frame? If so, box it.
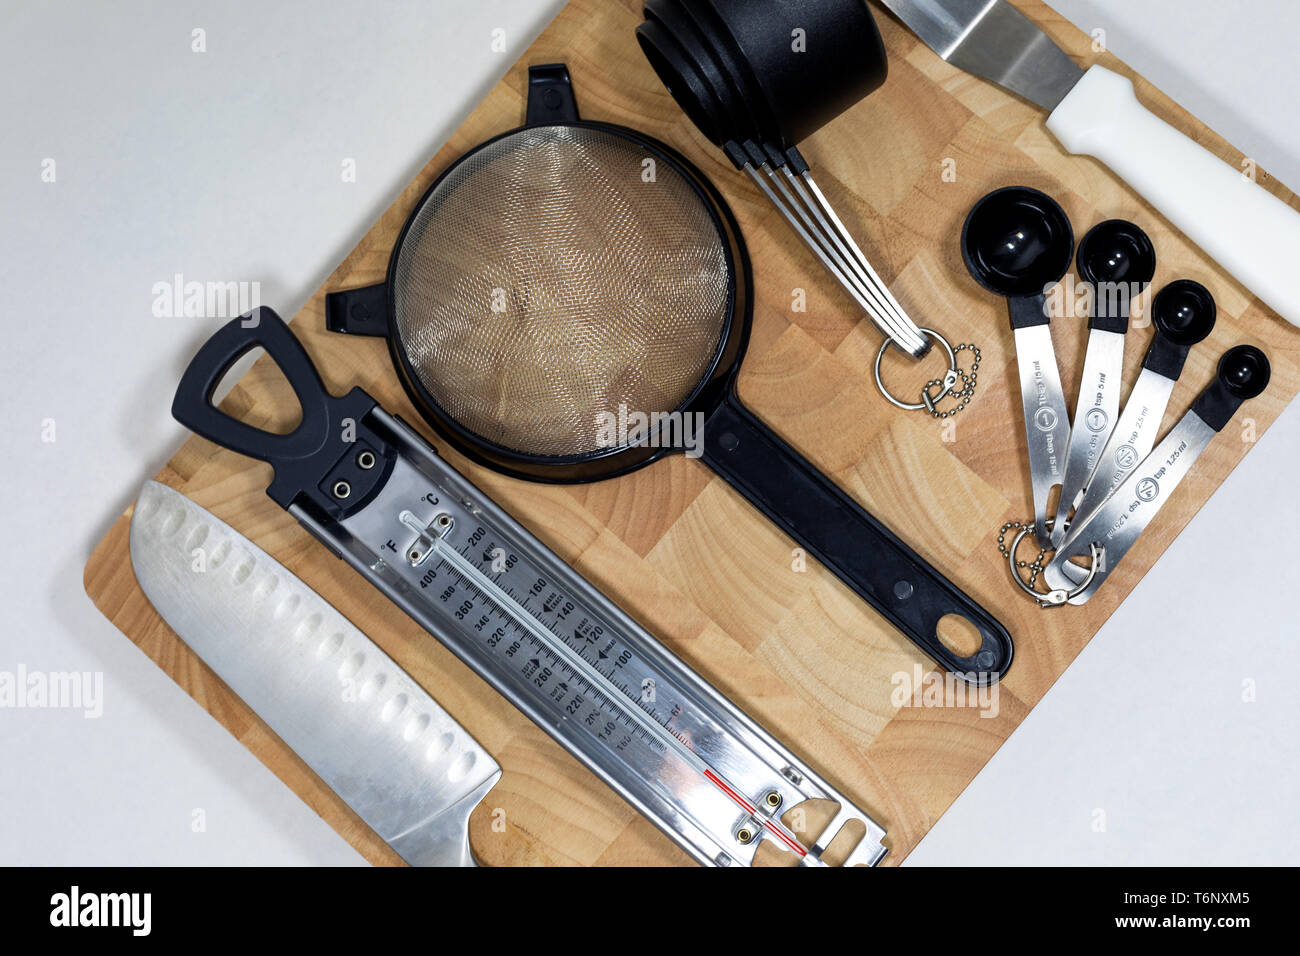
[171,309,393,518]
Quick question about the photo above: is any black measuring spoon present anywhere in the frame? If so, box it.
[1046,344,1269,603]
[963,186,1075,548]
[1051,219,1157,545]
[1064,278,1218,543]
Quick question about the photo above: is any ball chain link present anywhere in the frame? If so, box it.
[998,519,1048,587]
[923,343,980,419]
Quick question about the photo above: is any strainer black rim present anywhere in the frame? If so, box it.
[338,113,752,484]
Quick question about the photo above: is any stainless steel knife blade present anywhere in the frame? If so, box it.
[128,480,501,866]
[877,0,1082,110]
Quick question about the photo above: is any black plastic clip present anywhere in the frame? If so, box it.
[525,63,580,126]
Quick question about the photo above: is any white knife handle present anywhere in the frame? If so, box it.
[1046,65,1300,327]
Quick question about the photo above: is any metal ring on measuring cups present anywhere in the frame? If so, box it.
[874,328,957,411]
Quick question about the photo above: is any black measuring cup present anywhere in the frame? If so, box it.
[637,0,934,357]
[637,15,737,147]
[638,0,887,161]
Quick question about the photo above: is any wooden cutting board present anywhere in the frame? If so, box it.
[84,0,1300,866]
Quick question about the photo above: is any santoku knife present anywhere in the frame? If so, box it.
[129,480,501,866]
[876,0,1300,326]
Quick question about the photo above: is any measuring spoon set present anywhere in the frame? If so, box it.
[963,186,1270,606]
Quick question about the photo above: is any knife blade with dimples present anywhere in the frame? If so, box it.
[164,311,892,866]
[129,480,501,866]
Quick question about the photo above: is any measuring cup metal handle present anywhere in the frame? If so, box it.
[172,308,388,515]
[701,393,1014,682]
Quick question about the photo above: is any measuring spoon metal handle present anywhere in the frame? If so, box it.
[1049,345,1270,603]
[1009,302,1072,548]
[1061,365,1178,550]
[700,392,1013,682]
[1046,412,1218,603]
[1052,328,1127,546]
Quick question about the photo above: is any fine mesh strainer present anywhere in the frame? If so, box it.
[328,65,744,482]
[326,64,1013,681]
[390,124,730,460]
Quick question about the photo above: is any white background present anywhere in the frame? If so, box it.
[1,0,1295,865]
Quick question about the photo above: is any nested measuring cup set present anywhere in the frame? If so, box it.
[636,0,982,415]
[962,186,1271,606]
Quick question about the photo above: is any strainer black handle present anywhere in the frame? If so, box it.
[701,393,1014,682]
[172,308,387,514]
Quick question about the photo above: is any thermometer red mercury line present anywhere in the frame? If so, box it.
[431,532,811,860]
[171,310,890,866]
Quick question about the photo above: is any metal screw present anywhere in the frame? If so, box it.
[735,826,754,845]
[332,480,351,499]
[357,450,376,470]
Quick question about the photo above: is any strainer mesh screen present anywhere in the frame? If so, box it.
[392,125,731,458]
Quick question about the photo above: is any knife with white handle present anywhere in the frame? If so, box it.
[876,0,1300,326]
[129,480,501,866]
